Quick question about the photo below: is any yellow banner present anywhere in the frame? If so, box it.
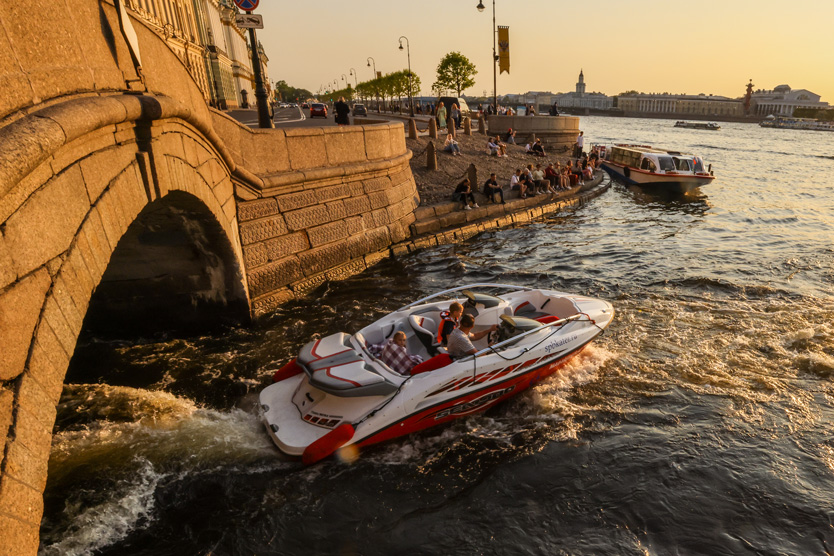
[498,26,510,74]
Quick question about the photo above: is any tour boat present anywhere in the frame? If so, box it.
[674,121,720,130]
[259,284,614,464]
[759,115,834,132]
[599,144,715,193]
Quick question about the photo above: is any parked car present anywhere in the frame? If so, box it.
[436,96,471,115]
[352,103,367,116]
[310,103,327,118]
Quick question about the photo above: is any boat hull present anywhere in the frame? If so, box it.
[600,161,713,193]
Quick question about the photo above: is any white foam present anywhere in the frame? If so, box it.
[40,459,162,556]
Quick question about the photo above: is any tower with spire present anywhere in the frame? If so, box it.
[576,69,586,96]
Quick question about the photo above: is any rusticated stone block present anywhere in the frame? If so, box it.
[283,205,330,232]
[346,234,370,258]
[26,329,66,406]
[11,406,53,467]
[247,257,304,298]
[238,198,279,222]
[361,212,375,231]
[252,287,296,316]
[371,208,390,228]
[343,195,371,217]
[275,190,318,212]
[389,169,412,187]
[326,259,366,282]
[345,216,364,236]
[0,269,50,381]
[307,221,348,248]
[239,215,289,245]
[325,201,346,221]
[0,472,43,526]
[391,244,410,257]
[388,221,409,244]
[412,236,438,250]
[349,182,365,197]
[243,243,268,268]
[4,166,89,278]
[413,206,435,220]
[364,250,389,268]
[363,177,391,193]
[0,514,39,556]
[265,233,309,261]
[368,191,388,210]
[298,242,350,277]
[365,226,392,252]
[315,184,350,204]
[434,203,455,217]
[291,274,327,294]
[412,219,441,236]
[78,144,136,203]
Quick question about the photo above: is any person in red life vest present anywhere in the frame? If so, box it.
[437,302,464,345]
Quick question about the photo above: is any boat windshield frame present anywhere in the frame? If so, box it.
[398,283,533,311]
[458,313,584,360]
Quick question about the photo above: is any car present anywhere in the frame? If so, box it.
[437,96,471,115]
[301,103,309,109]
[352,103,367,116]
[310,103,327,118]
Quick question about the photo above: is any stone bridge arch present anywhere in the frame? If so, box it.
[0,93,250,551]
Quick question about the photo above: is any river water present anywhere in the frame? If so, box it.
[39,117,834,555]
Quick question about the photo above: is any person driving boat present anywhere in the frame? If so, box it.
[447,313,498,358]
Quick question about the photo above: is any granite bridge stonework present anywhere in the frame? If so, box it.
[0,1,417,553]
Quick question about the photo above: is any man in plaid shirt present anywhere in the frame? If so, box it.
[369,331,423,376]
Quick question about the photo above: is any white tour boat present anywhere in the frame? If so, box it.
[599,144,715,193]
[259,284,614,464]
[674,121,720,131]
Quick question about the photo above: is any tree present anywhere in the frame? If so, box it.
[432,52,477,97]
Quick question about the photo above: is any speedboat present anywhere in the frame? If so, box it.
[259,284,614,464]
[599,144,715,193]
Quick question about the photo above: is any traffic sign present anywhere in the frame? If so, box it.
[235,14,263,29]
[233,0,259,11]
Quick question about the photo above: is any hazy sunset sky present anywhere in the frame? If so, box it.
[254,0,834,102]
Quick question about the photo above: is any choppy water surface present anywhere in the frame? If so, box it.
[41,118,834,555]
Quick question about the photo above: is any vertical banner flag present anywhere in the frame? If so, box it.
[498,26,510,74]
[377,71,382,79]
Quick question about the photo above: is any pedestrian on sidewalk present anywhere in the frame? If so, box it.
[335,97,350,126]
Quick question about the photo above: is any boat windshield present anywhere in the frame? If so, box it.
[657,156,675,172]
[693,157,705,173]
[640,157,657,172]
[673,157,692,172]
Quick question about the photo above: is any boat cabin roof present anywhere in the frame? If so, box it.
[612,145,695,157]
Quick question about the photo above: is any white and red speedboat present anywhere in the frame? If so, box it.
[599,144,715,193]
[259,284,614,464]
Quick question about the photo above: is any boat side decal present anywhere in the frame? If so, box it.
[434,386,516,419]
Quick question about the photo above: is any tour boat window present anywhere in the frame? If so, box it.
[674,158,692,171]
[693,158,704,173]
[657,156,675,171]
[640,157,656,171]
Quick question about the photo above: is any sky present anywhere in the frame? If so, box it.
[253,0,834,102]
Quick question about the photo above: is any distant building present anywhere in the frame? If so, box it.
[554,70,614,111]
[749,84,829,117]
[126,0,267,110]
[616,93,743,117]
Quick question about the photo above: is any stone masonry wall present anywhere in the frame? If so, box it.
[209,114,419,315]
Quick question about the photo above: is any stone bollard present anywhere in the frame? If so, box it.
[428,118,438,139]
[467,163,478,193]
[463,117,472,136]
[478,115,487,135]
[408,118,418,139]
[530,133,537,144]
[427,141,437,170]
[447,117,455,137]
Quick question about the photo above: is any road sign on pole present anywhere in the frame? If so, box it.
[235,14,263,29]
[233,0,259,11]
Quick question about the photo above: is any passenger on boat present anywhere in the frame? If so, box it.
[437,302,464,346]
[447,314,497,358]
[380,331,424,375]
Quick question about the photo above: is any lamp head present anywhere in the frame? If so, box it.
[399,43,404,51]
[476,1,485,12]
[367,61,371,67]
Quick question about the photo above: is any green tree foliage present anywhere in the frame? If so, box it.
[274,80,313,102]
[794,107,834,120]
[354,70,421,107]
[432,52,477,97]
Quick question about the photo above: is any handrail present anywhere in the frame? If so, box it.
[467,313,584,359]
[397,283,532,311]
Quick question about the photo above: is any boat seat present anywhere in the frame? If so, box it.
[514,300,548,320]
[409,314,441,356]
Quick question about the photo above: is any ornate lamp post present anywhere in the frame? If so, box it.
[367,57,378,110]
[349,68,359,101]
[476,0,498,114]
[398,36,414,117]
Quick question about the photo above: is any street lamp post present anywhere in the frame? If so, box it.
[398,36,414,117]
[349,68,358,101]
[367,57,378,110]
[476,0,498,114]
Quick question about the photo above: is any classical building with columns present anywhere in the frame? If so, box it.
[554,70,614,111]
[616,93,743,117]
[749,84,829,117]
[125,0,265,109]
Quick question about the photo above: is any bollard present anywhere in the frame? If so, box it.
[463,117,472,136]
[427,141,437,170]
[478,115,487,135]
[467,163,478,193]
[447,117,455,138]
[428,118,438,139]
[408,118,418,139]
[530,133,537,144]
